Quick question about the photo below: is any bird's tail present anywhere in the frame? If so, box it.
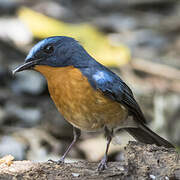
[125,123,174,148]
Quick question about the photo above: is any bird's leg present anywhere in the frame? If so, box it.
[98,127,113,171]
[49,127,81,164]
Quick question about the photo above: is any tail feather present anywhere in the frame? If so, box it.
[125,124,174,148]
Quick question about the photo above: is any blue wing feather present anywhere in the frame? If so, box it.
[80,64,146,124]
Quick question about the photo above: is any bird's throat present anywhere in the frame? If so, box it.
[34,65,75,79]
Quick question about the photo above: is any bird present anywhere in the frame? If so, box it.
[13,36,174,171]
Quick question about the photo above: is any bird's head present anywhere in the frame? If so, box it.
[13,36,91,75]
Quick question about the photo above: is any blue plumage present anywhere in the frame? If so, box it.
[13,36,174,168]
[24,36,147,124]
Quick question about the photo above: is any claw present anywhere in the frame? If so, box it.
[97,156,108,171]
[48,158,65,164]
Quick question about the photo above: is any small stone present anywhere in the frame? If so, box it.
[5,103,41,127]
[34,1,72,20]
[119,166,125,171]
[0,136,27,160]
[72,173,80,177]
[0,18,32,45]
[0,107,6,125]
[11,70,46,95]
[149,174,156,179]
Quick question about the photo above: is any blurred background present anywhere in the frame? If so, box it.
[0,0,179,163]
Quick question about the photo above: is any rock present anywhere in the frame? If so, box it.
[0,107,6,125]
[94,14,138,32]
[125,141,179,179]
[151,93,180,145]
[11,70,46,95]
[172,119,180,144]
[33,1,73,20]
[0,66,11,86]
[108,29,168,60]
[0,18,33,46]
[0,136,27,160]
[90,0,176,11]
[0,39,25,68]
[5,102,41,127]
[0,0,20,15]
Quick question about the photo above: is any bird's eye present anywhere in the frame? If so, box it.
[43,45,54,54]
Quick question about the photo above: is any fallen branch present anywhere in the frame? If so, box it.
[131,58,180,81]
[0,142,179,179]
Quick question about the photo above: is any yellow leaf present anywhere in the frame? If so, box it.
[18,7,131,67]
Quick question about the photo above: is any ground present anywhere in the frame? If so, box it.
[0,142,179,180]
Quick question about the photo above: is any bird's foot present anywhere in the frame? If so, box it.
[48,157,65,165]
[97,156,108,171]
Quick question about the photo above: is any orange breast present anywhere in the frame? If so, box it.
[34,65,128,131]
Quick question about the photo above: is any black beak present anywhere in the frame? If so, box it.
[12,59,42,75]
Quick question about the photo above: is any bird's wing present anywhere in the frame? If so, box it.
[89,68,146,124]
